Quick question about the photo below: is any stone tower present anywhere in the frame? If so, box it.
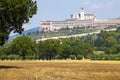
[80,8,85,20]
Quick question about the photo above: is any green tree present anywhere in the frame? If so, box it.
[61,44,73,59]
[0,46,12,60]
[94,31,107,50]
[106,37,117,47]
[105,44,120,54]
[73,42,94,58]
[76,55,83,60]
[69,55,76,60]
[8,36,37,59]
[117,26,120,32]
[0,47,3,55]
[0,0,37,45]
[38,39,63,60]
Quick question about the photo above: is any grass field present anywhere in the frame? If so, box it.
[0,60,120,80]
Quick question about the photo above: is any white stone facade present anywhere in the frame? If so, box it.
[40,8,120,32]
[71,8,96,20]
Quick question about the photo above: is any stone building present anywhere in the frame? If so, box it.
[40,8,120,32]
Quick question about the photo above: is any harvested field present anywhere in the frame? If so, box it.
[0,60,120,80]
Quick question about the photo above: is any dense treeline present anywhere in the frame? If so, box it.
[95,30,120,54]
[91,28,120,60]
[0,27,120,60]
[38,38,94,60]
[0,36,94,60]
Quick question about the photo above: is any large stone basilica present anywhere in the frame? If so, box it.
[40,8,120,32]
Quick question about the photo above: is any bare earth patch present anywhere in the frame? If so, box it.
[0,60,120,80]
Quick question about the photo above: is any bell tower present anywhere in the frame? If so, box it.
[80,8,85,20]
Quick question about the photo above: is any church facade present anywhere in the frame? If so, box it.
[71,8,96,20]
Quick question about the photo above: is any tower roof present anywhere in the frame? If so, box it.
[81,8,84,10]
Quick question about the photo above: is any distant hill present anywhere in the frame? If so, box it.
[9,27,39,41]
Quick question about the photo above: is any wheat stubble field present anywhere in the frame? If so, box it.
[0,60,120,80]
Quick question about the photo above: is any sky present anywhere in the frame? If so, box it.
[22,0,120,30]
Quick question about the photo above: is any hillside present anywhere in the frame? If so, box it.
[9,27,39,41]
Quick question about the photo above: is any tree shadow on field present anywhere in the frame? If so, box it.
[0,65,23,69]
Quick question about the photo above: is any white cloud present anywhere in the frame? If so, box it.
[82,0,91,5]
[22,24,28,30]
[22,24,33,30]
[91,3,103,9]
[91,1,114,9]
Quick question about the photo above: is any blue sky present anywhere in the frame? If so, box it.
[23,0,120,30]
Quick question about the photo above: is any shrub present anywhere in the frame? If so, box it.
[8,54,21,60]
[0,55,8,60]
[53,54,62,59]
[116,53,120,60]
[69,55,76,60]
[90,53,108,60]
[76,55,83,60]
[25,56,36,60]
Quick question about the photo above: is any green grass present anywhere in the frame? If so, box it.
[0,60,120,80]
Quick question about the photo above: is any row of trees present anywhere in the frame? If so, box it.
[91,53,120,60]
[95,30,120,54]
[0,36,94,60]
[38,38,94,60]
